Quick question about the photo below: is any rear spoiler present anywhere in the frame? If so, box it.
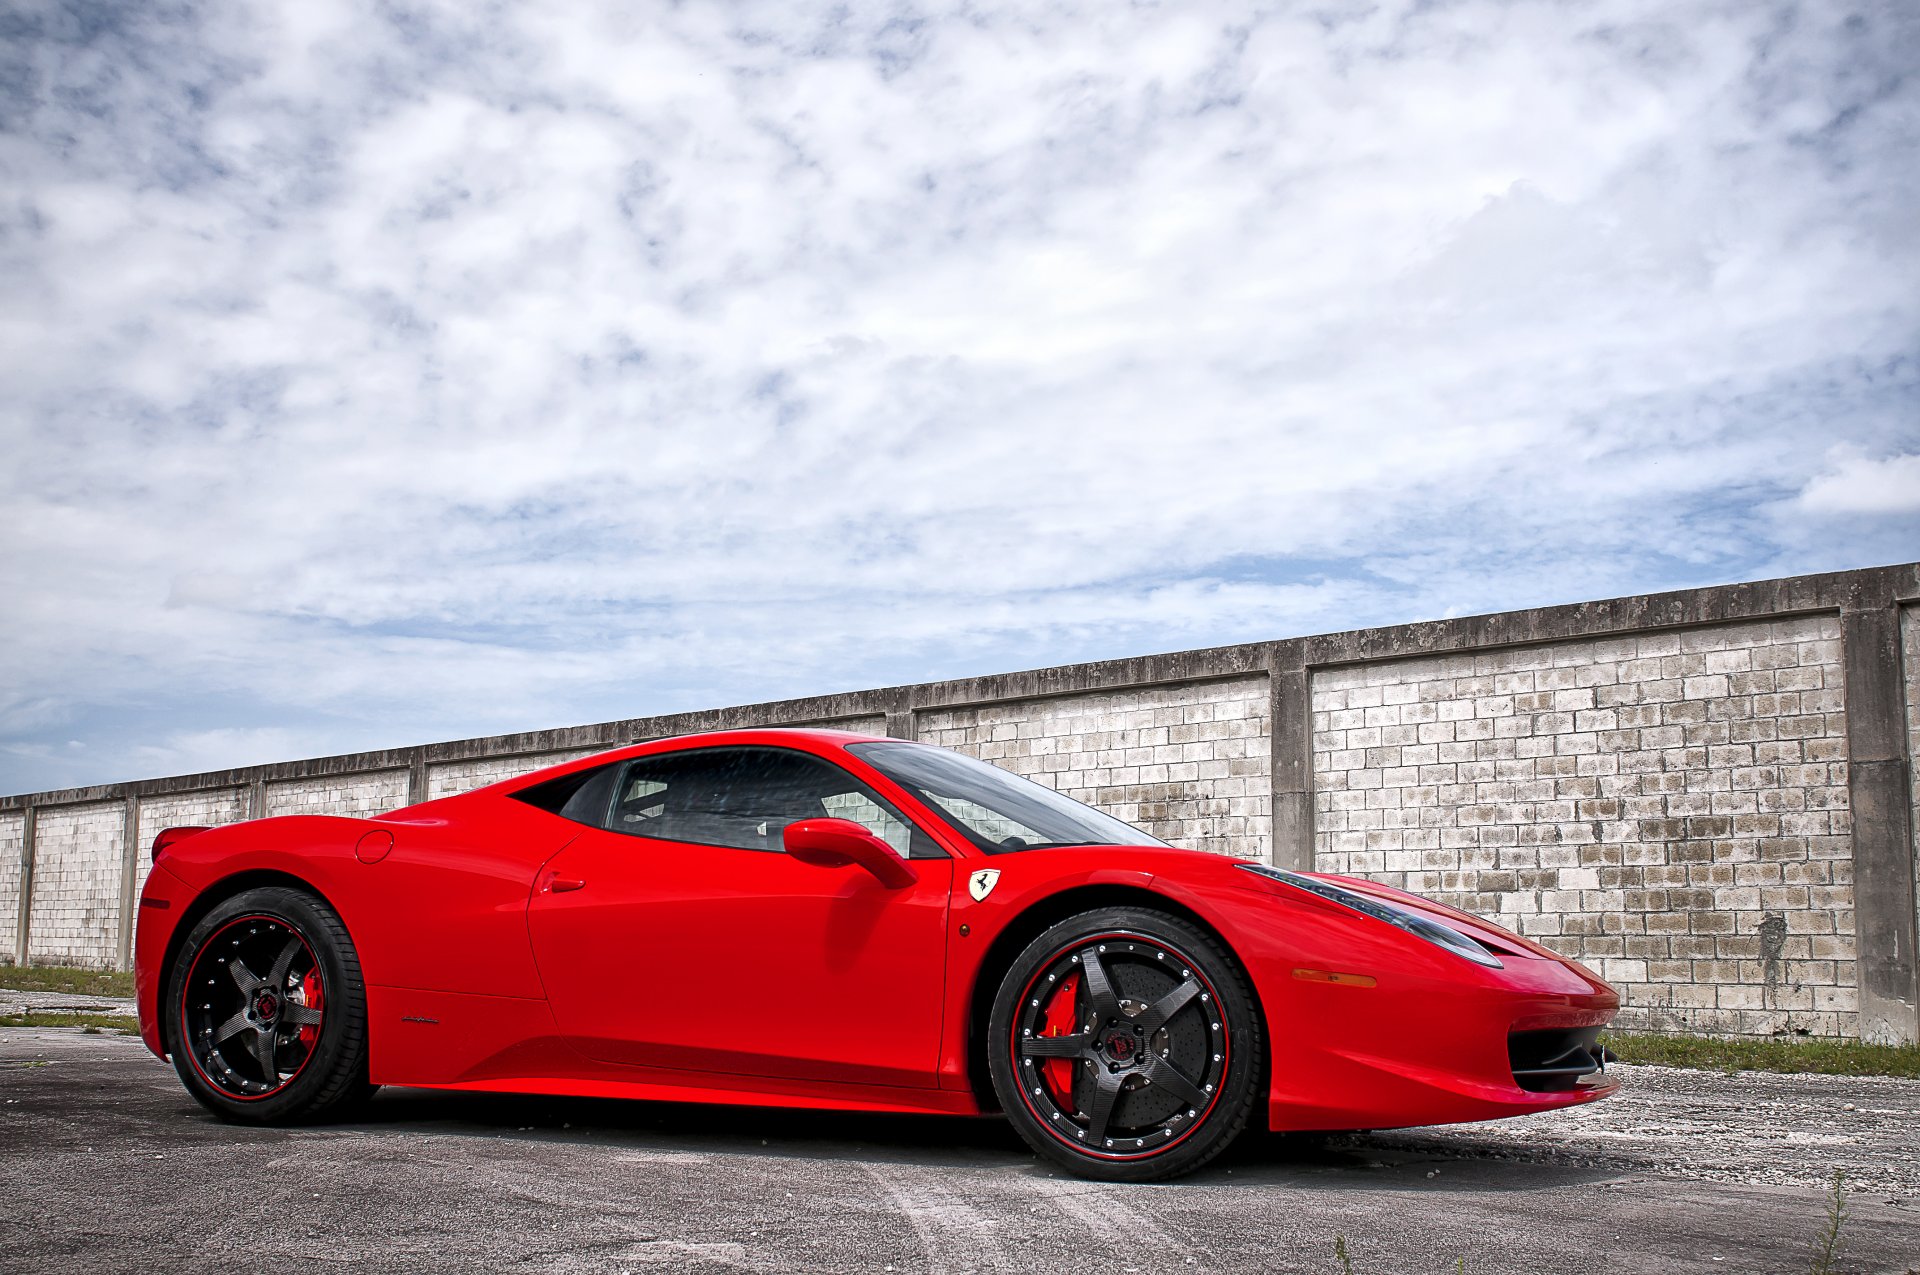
[152,825,212,863]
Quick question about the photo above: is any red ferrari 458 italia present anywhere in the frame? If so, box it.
[135,728,1618,1181]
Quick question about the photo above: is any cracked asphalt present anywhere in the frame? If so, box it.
[3,1028,1918,1273]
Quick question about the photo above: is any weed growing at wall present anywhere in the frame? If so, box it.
[0,963,134,997]
[0,1011,139,1032]
[1606,1031,1920,1078]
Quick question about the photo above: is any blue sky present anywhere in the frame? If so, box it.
[1,0,1916,795]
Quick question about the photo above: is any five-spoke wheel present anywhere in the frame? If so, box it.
[179,915,327,1099]
[989,907,1261,1181]
[164,886,373,1123]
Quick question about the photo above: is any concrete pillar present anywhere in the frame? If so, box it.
[884,709,917,741]
[116,795,139,971]
[406,749,429,806]
[1841,584,1919,1045]
[247,779,266,821]
[1269,645,1313,871]
[16,805,34,966]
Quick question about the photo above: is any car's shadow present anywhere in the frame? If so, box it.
[310,1087,1628,1193]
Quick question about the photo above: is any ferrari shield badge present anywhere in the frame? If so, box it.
[968,868,1001,901]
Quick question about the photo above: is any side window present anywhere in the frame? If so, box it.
[608,748,944,859]
[512,761,621,828]
[557,764,620,826]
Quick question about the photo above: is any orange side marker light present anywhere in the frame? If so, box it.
[1292,968,1377,988]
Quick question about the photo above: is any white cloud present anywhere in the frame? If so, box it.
[1797,452,1920,516]
[0,0,1916,792]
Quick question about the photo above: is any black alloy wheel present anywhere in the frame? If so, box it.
[988,906,1263,1182]
[164,886,374,1123]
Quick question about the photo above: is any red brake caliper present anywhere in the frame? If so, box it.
[296,967,324,1051]
[1037,972,1081,1104]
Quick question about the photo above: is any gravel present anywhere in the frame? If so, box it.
[0,989,136,1017]
[1372,1062,1920,1200]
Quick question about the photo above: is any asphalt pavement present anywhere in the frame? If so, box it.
[3,1027,1917,1273]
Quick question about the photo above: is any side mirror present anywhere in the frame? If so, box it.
[783,817,918,889]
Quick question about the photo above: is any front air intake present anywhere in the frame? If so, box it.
[1508,1026,1610,1092]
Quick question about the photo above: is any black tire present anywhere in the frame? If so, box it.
[164,885,374,1124]
[987,906,1263,1182]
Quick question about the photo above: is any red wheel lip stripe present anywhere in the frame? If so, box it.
[1010,929,1231,1162]
[179,913,323,1103]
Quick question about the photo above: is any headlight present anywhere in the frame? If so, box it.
[1238,863,1503,969]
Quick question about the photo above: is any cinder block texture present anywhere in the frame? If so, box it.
[816,716,888,738]
[1312,616,1854,1038]
[134,789,248,904]
[0,810,23,963]
[26,801,125,970]
[918,679,1271,857]
[263,771,411,820]
[427,750,606,801]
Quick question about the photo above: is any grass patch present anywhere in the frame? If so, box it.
[0,1011,140,1033]
[0,963,134,998]
[1605,1031,1920,1079]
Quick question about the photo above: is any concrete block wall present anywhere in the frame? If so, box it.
[25,801,124,970]
[263,771,411,820]
[426,750,604,801]
[917,679,1270,858]
[3,565,1915,1046]
[1311,615,1855,1038]
[0,810,23,964]
[133,789,250,915]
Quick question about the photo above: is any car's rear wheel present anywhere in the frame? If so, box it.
[987,905,1263,1182]
[164,885,374,1123]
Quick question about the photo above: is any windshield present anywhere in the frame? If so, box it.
[848,741,1168,855]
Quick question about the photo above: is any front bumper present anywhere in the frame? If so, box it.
[1265,960,1618,1132]
[1232,902,1620,1132]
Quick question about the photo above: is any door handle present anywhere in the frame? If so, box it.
[551,877,587,893]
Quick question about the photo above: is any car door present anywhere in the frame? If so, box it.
[525,745,955,1090]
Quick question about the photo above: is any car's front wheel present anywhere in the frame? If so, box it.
[987,905,1263,1181]
[164,885,373,1123]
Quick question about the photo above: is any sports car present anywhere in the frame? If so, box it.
[135,728,1618,1181]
